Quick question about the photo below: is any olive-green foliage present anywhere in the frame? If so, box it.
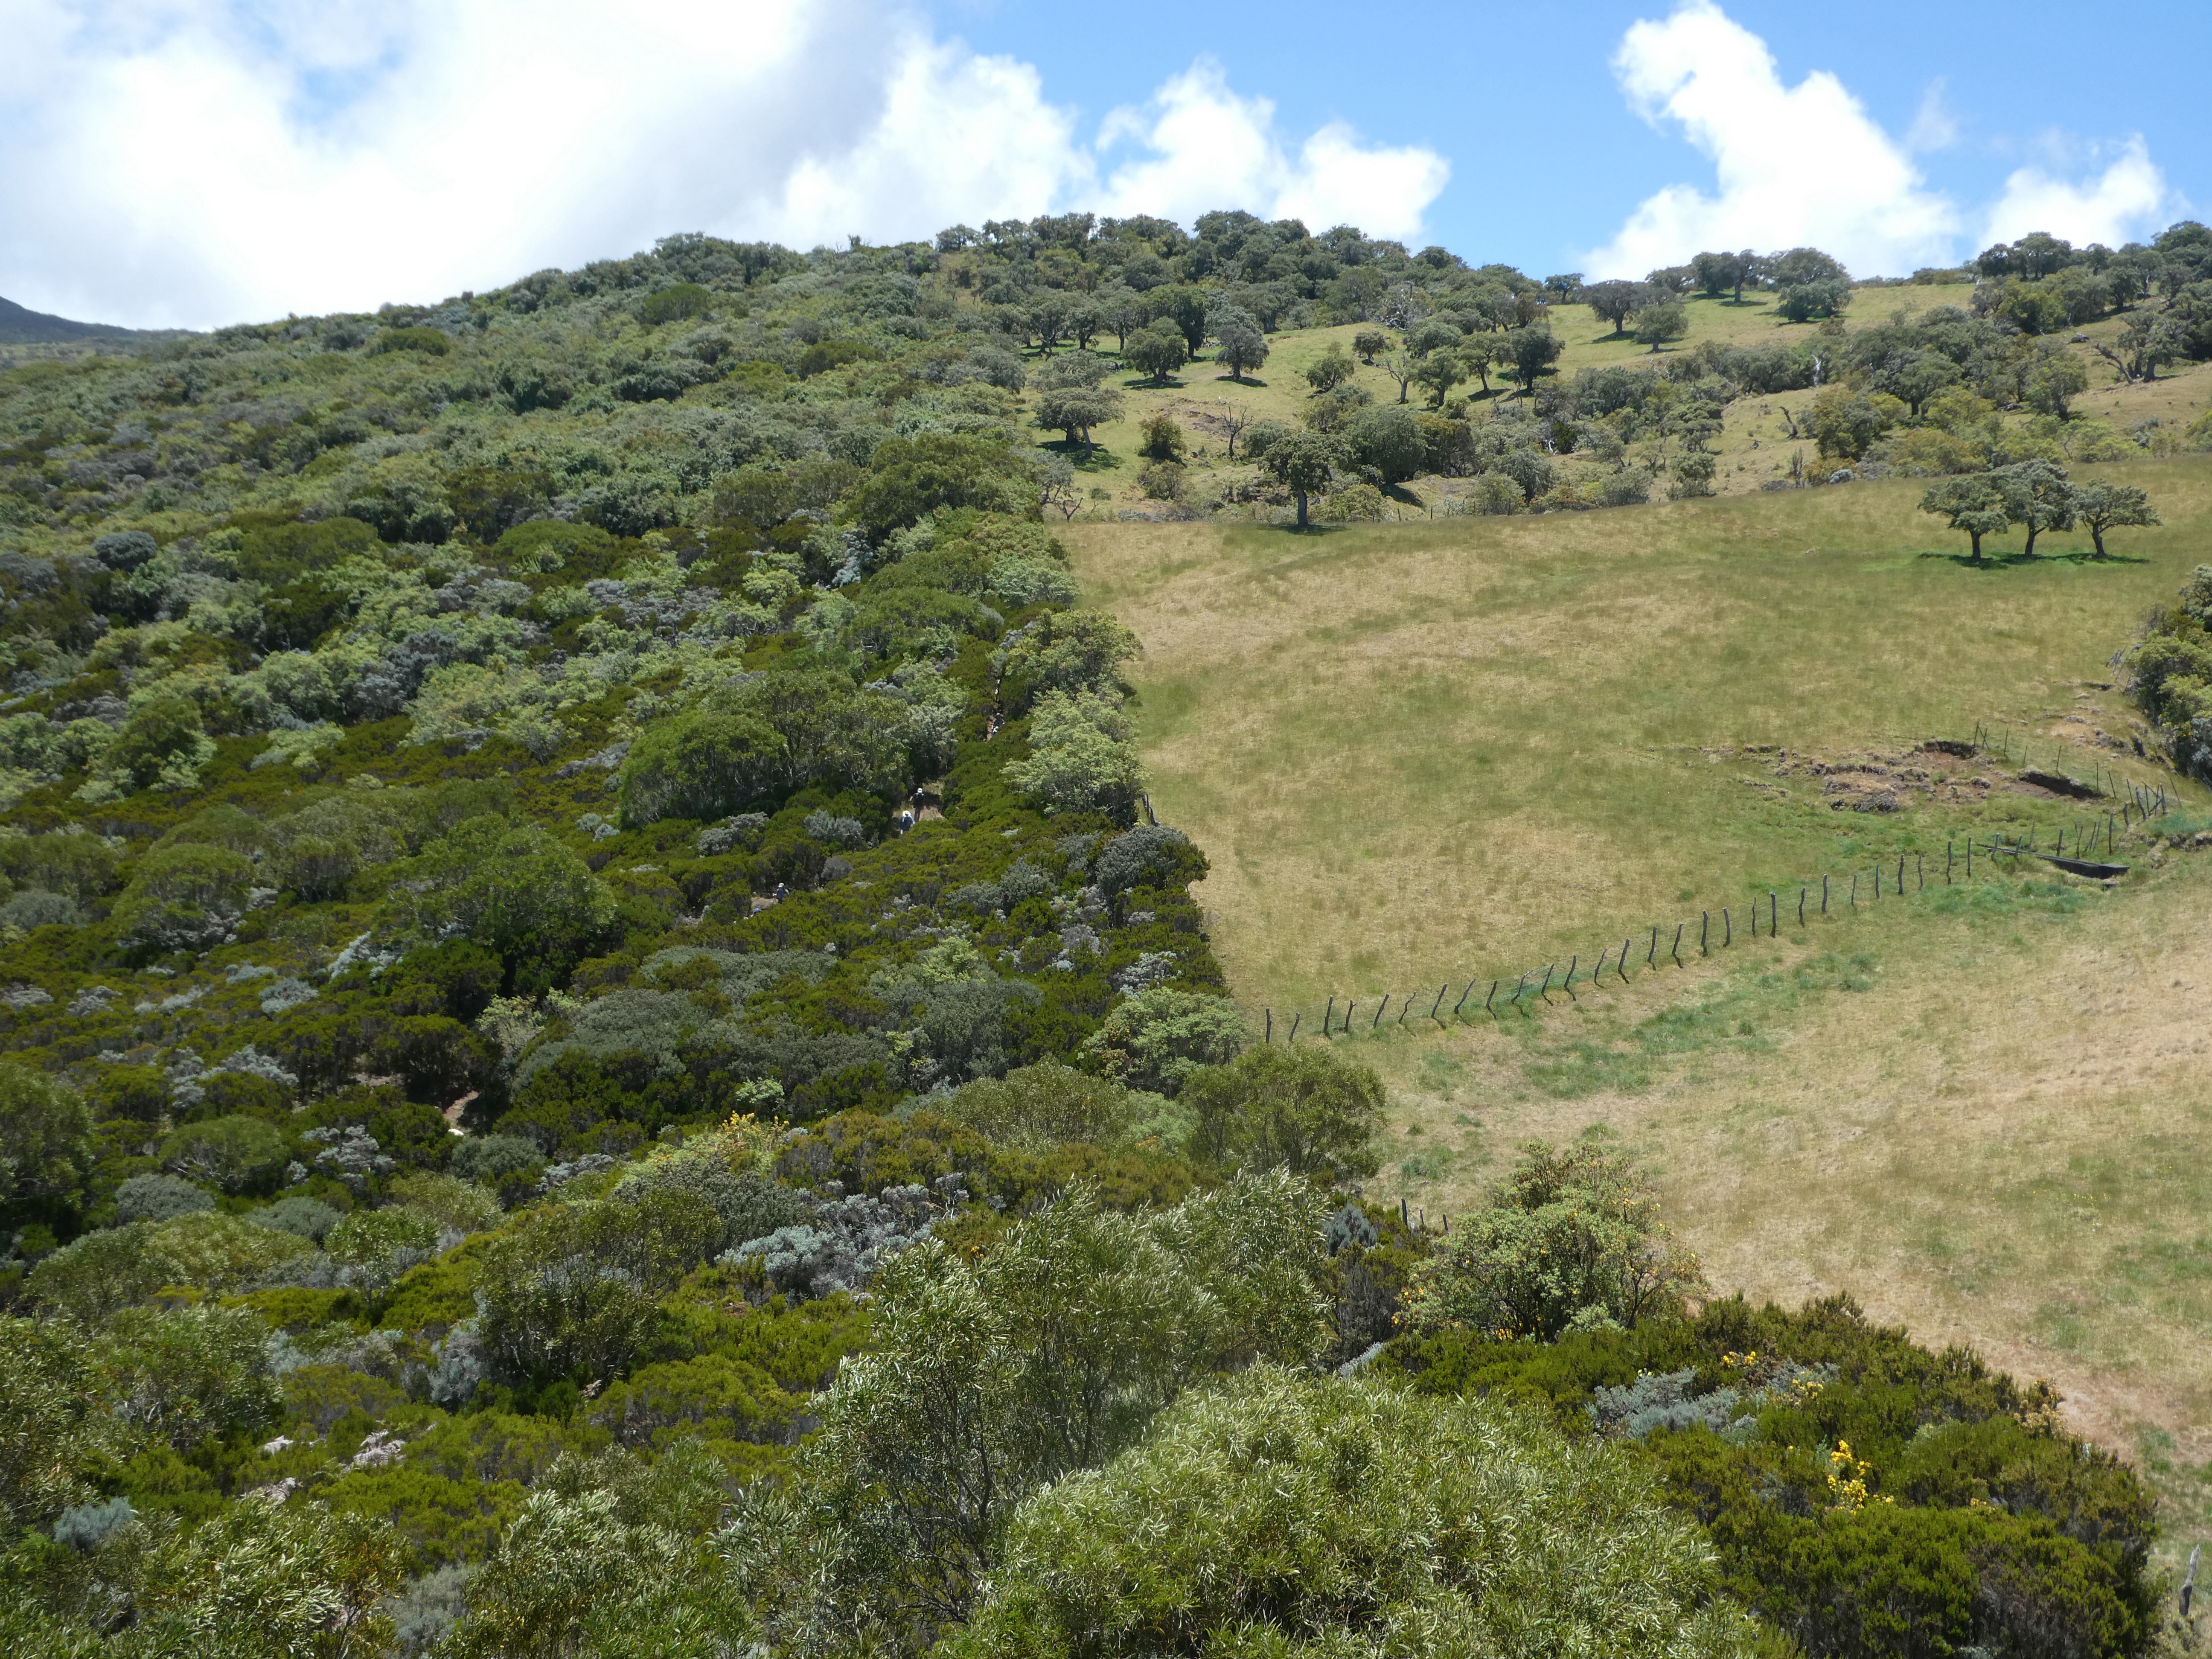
[1403,1140,1707,1340]
[243,1195,342,1241]
[158,1113,290,1193]
[1003,690,1144,819]
[619,669,911,827]
[30,1212,314,1318]
[111,842,254,953]
[379,817,617,991]
[91,1304,281,1451]
[1079,986,1246,1096]
[391,1170,502,1237]
[934,1061,1139,1154]
[326,1205,442,1297]
[948,1365,1758,1659]
[613,1150,809,1256]
[0,1060,92,1203]
[475,1186,724,1385]
[1391,1292,2160,1659]
[792,1173,1328,1639]
[0,1318,105,1527]
[2123,564,2212,782]
[1181,1043,1383,1181]
[87,691,216,797]
[844,434,1038,537]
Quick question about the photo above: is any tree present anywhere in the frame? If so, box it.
[1345,404,1425,483]
[1136,412,1185,461]
[1095,286,1146,352]
[1257,429,1347,527]
[1994,460,2077,556]
[1885,352,1962,421]
[845,434,1037,536]
[1125,321,1187,384]
[1378,349,1419,404]
[1351,329,1387,364]
[1150,285,1211,355]
[1181,1045,1382,1182]
[1207,305,1269,381]
[1033,384,1123,453]
[0,1062,91,1206]
[1403,1140,1706,1339]
[113,841,255,952]
[948,1367,1748,1659]
[1413,349,1468,406]
[1582,279,1643,336]
[1632,299,1687,352]
[797,1175,1329,1636]
[1691,250,1740,298]
[2023,348,2089,419]
[1004,690,1144,818]
[1502,324,1563,393]
[1212,399,1255,460]
[2072,481,2161,559]
[1918,473,2012,562]
[1303,343,1355,393]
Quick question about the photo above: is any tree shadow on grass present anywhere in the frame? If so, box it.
[1916,547,2150,569]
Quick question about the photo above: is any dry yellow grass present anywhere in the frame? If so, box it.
[1065,460,2212,1543]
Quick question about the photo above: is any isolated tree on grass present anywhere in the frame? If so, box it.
[1303,343,1355,394]
[1633,299,1688,353]
[1260,429,1347,529]
[1918,473,2012,562]
[1502,324,1563,394]
[1995,460,2077,556]
[1379,349,1419,404]
[1351,329,1387,364]
[1582,279,1643,336]
[1126,321,1187,385]
[1208,305,1269,382]
[1414,349,1468,407]
[1032,352,1123,454]
[2072,481,2161,559]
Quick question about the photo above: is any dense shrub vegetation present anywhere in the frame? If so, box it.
[0,209,2181,1655]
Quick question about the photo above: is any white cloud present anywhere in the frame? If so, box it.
[0,5,1448,329]
[1583,0,1958,278]
[1906,80,1959,154]
[1094,60,1449,243]
[1979,136,2175,251]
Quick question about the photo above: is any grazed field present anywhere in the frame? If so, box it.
[1065,460,2212,1551]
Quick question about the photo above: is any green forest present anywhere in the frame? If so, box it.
[1,208,2208,1658]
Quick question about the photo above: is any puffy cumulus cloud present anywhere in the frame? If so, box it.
[1979,137,2176,252]
[0,0,1093,328]
[1583,0,1957,278]
[1094,60,1449,242]
[0,5,1448,330]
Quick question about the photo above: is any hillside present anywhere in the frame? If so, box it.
[1,213,2209,1656]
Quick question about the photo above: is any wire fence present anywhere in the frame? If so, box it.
[1250,771,2197,1048]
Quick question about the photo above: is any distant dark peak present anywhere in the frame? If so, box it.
[0,295,165,345]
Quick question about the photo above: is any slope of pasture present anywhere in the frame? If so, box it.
[1065,457,2212,1006]
[1065,460,2212,1535]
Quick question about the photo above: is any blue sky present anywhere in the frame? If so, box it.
[0,0,2201,327]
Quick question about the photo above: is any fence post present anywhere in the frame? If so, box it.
[1431,984,1447,1021]
[1265,1009,1272,1043]
[1564,955,1579,999]
[1822,874,1830,914]
[1618,938,1631,982]
[1723,908,1732,947]
[1538,964,1555,1003]
[1799,887,1807,926]
[1454,978,1476,1016]
[1700,912,1709,955]
[1647,926,1658,967]
[1344,1002,1356,1033]
[1898,853,1906,891]
[1671,923,1684,965]
[1288,1012,1301,1043]
[1324,995,1335,1036]
[1486,980,1499,1016]
[1851,872,1858,906]
[1915,854,1922,891]
[1771,891,1779,933]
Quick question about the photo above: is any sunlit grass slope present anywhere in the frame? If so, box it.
[1066,457,2212,1005]
[1066,456,2212,1548]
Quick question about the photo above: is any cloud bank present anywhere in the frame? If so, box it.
[1583,0,1956,279]
[0,1,1448,329]
[1583,1,2178,279]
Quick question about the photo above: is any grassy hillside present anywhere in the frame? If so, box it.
[1066,459,2212,1551]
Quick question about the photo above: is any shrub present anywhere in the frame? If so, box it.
[1004,690,1144,819]
[85,691,217,796]
[638,283,713,326]
[1180,1044,1383,1181]
[1403,1140,1706,1339]
[160,1114,291,1194]
[450,1134,547,1185]
[327,1206,442,1296]
[115,1172,217,1224]
[936,1061,1139,1153]
[1345,402,1424,482]
[392,1170,502,1237]
[1080,987,1246,1096]
[247,1195,344,1242]
[0,1061,92,1203]
[615,1153,809,1257]
[946,1366,1753,1659]
[113,842,255,952]
[373,326,451,355]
